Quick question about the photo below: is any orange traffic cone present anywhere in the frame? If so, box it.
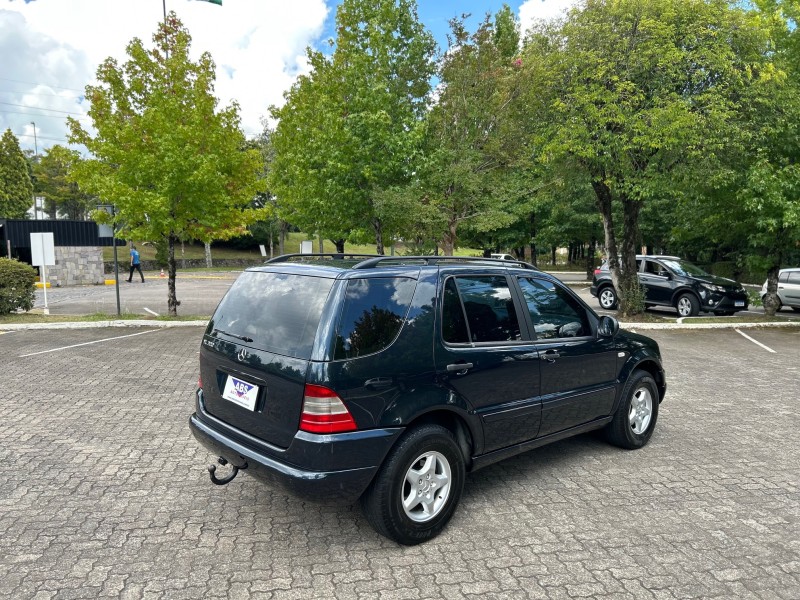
[160,268,165,278]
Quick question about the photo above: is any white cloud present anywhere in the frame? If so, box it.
[518,0,578,36]
[0,0,330,153]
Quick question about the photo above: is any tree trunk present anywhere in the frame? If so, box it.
[279,220,287,255]
[332,239,345,253]
[204,241,212,268]
[616,199,644,316]
[585,237,596,281]
[167,233,180,317]
[441,218,457,256]
[373,218,385,255]
[551,246,556,266]
[763,264,781,316]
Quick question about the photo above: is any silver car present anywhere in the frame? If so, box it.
[761,268,800,312]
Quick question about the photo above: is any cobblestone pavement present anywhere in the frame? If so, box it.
[1,327,798,599]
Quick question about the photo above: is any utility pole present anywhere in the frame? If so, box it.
[31,121,39,219]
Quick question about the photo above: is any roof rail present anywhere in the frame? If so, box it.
[351,255,539,270]
[265,253,381,264]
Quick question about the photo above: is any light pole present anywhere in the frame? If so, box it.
[31,122,40,219]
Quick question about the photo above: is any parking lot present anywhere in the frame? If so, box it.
[1,324,798,599]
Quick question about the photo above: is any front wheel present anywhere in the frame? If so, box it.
[606,370,659,449]
[676,293,699,317]
[360,424,465,545]
[598,286,618,310]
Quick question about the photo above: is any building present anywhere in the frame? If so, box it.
[0,219,124,286]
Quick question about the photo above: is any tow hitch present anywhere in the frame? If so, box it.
[207,457,242,485]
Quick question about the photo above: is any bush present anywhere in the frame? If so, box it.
[0,258,37,315]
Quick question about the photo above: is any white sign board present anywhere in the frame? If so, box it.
[300,240,313,254]
[258,244,267,257]
[30,232,55,266]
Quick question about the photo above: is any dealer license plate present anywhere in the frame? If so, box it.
[735,301,745,307]
[222,376,259,411]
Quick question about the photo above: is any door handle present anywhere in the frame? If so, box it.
[542,350,560,363]
[446,362,473,373]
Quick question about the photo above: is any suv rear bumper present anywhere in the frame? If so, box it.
[190,399,403,503]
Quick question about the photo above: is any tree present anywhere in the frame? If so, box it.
[0,129,33,219]
[735,0,800,315]
[33,145,94,220]
[270,0,436,254]
[68,14,263,315]
[412,10,523,255]
[523,0,770,315]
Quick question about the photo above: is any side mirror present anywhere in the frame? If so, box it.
[598,315,619,338]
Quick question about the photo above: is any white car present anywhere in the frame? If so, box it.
[761,268,800,312]
[490,253,516,261]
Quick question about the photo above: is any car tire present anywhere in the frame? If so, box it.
[598,286,618,310]
[606,370,659,450]
[676,293,699,317]
[360,424,465,545]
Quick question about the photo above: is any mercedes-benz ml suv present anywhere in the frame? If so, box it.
[190,254,666,544]
[591,255,749,317]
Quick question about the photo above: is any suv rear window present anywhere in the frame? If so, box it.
[209,271,335,359]
[333,277,416,359]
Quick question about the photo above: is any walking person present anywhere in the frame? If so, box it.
[127,244,145,283]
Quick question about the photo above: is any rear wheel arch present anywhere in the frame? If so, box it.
[404,410,476,471]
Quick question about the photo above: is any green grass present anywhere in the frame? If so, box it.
[679,315,800,324]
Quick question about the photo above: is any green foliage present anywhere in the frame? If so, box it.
[409,10,524,255]
[0,129,34,218]
[269,0,436,254]
[522,0,771,313]
[33,145,94,219]
[0,258,37,315]
[67,14,263,315]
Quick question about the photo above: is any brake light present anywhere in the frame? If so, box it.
[300,384,357,434]
[594,268,602,276]
[198,375,203,389]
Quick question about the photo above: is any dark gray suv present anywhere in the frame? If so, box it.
[190,254,666,544]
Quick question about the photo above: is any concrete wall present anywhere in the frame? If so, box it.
[46,246,106,286]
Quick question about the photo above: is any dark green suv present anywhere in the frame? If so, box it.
[190,254,666,544]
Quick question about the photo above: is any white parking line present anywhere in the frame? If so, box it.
[143,307,159,316]
[19,329,161,357]
[735,329,777,353]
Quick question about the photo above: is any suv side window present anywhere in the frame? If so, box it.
[441,276,521,344]
[787,272,800,285]
[644,260,668,277]
[518,277,591,339]
[333,277,416,359]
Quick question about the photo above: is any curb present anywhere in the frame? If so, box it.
[0,320,208,331]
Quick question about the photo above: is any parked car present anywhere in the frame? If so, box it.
[760,268,800,312]
[491,253,516,261]
[590,255,749,317]
[190,254,666,545]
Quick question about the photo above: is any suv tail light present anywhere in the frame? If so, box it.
[593,267,602,276]
[300,384,357,434]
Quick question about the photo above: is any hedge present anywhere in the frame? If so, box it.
[0,258,37,315]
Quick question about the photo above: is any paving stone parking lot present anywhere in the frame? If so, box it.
[1,326,798,599]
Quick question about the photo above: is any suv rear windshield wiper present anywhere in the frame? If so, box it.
[213,328,253,343]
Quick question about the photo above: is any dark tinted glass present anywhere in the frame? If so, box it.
[452,276,521,343]
[519,277,591,339]
[442,278,469,343]
[333,278,416,359]
[209,271,334,359]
